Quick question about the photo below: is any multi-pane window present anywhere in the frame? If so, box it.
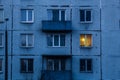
[21,34,34,47]
[21,9,34,23]
[20,59,33,73]
[0,9,4,22]
[80,59,92,72]
[47,59,65,71]
[0,34,3,47]
[80,9,92,23]
[48,9,66,21]
[0,59,2,72]
[47,34,65,47]
[80,34,92,47]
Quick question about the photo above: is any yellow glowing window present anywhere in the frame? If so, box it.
[80,34,92,47]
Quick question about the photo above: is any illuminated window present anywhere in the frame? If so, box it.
[20,58,33,73]
[80,59,92,72]
[80,34,92,47]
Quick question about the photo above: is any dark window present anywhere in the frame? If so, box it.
[80,10,92,22]
[47,34,65,47]
[20,59,33,73]
[47,58,66,71]
[0,59,2,72]
[80,59,92,72]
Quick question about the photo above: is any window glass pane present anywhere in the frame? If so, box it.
[61,59,65,71]
[0,34,2,46]
[80,10,85,21]
[80,59,86,71]
[28,59,33,72]
[61,10,65,21]
[21,59,27,72]
[0,10,4,21]
[47,10,53,20]
[54,35,59,46]
[80,34,85,47]
[0,59,2,71]
[28,10,33,21]
[87,59,92,71]
[54,59,59,71]
[21,10,26,21]
[28,34,33,47]
[86,11,91,21]
[60,35,65,46]
[21,34,26,47]
[47,35,53,46]
[52,10,59,21]
[86,34,92,47]
[47,59,54,70]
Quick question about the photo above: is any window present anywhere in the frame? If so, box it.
[0,34,3,47]
[47,34,65,47]
[21,9,34,23]
[80,59,92,72]
[80,9,92,23]
[0,59,2,72]
[20,59,33,73]
[21,34,34,47]
[80,34,92,47]
[47,9,66,21]
[0,9,4,22]
[47,59,65,71]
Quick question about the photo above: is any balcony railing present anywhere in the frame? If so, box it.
[41,70,72,80]
[42,21,72,32]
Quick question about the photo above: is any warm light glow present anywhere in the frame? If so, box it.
[80,34,92,47]
[81,38,85,42]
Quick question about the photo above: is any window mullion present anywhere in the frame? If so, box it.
[26,10,28,21]
[53,35,54,47]
[59,10,61,21]
[59,35,60,47]
[26,35,28,47]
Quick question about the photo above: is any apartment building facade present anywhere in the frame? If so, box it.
[0,0,120,80]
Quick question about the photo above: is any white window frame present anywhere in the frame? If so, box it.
[0,33,3,47]
[47,34,65,47]
[21,9,34,23]
[21,34,34,48]
[80,59,92,73]
[47,9,66,21]
[80,34,92,48]
[0,9,4,22]
[80,9,92,23]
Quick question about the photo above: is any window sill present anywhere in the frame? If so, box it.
[80,21,93,24]
[20,21,34,24]
[80,46,93,49]
[20,72,33,73]
[47,46,66,48]
[80,71,93,73]
[20,46,34,48]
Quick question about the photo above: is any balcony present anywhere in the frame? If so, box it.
[42,21,72,32]
[41,70,72,80]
